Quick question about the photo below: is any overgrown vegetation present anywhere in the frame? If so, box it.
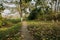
[0,14,21,40]
[0,0,60,40]
[27,0,60,22]
[0,23,22,40]
[0,4,5,12]
[28,6,60,21]
[27,21,60,40]
[0,15,8,27]
[6,19,21,24]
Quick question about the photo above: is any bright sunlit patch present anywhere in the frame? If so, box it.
[3,3,16,8]
[3,9,11,13]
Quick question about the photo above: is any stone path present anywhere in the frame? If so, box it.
[21,21,33,40]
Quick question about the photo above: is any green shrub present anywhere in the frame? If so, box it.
[0,23,22,40]
[0,20,7,27]
[28,8,41,20]
[0,20,3,27]
[7,19,21,23]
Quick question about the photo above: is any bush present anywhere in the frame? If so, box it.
[0,20,3,27]
[28,8,38,20]
[28,6,52,20]
[27,21,60,40]
[0,23,22,40]
[7,19,21,23]
[0,17,8,27]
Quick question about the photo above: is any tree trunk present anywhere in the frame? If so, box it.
[20,0,22,21]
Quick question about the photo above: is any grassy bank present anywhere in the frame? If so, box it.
[27,21,60,40]
[0,23,22,40]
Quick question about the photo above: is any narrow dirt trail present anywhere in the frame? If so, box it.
[21,21,33,40]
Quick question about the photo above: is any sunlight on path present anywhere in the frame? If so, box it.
[21,21,33,40]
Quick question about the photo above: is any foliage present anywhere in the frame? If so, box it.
[28,6,52,20]
[28,8,39,20]
[0,23,22,40]
[24,0,31,3]
[26,0,60,21]
[0,15,8,27]
[6,19,21,24]
[27,21,60,40]
[0,4,5,11]
[0,20,3,27]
